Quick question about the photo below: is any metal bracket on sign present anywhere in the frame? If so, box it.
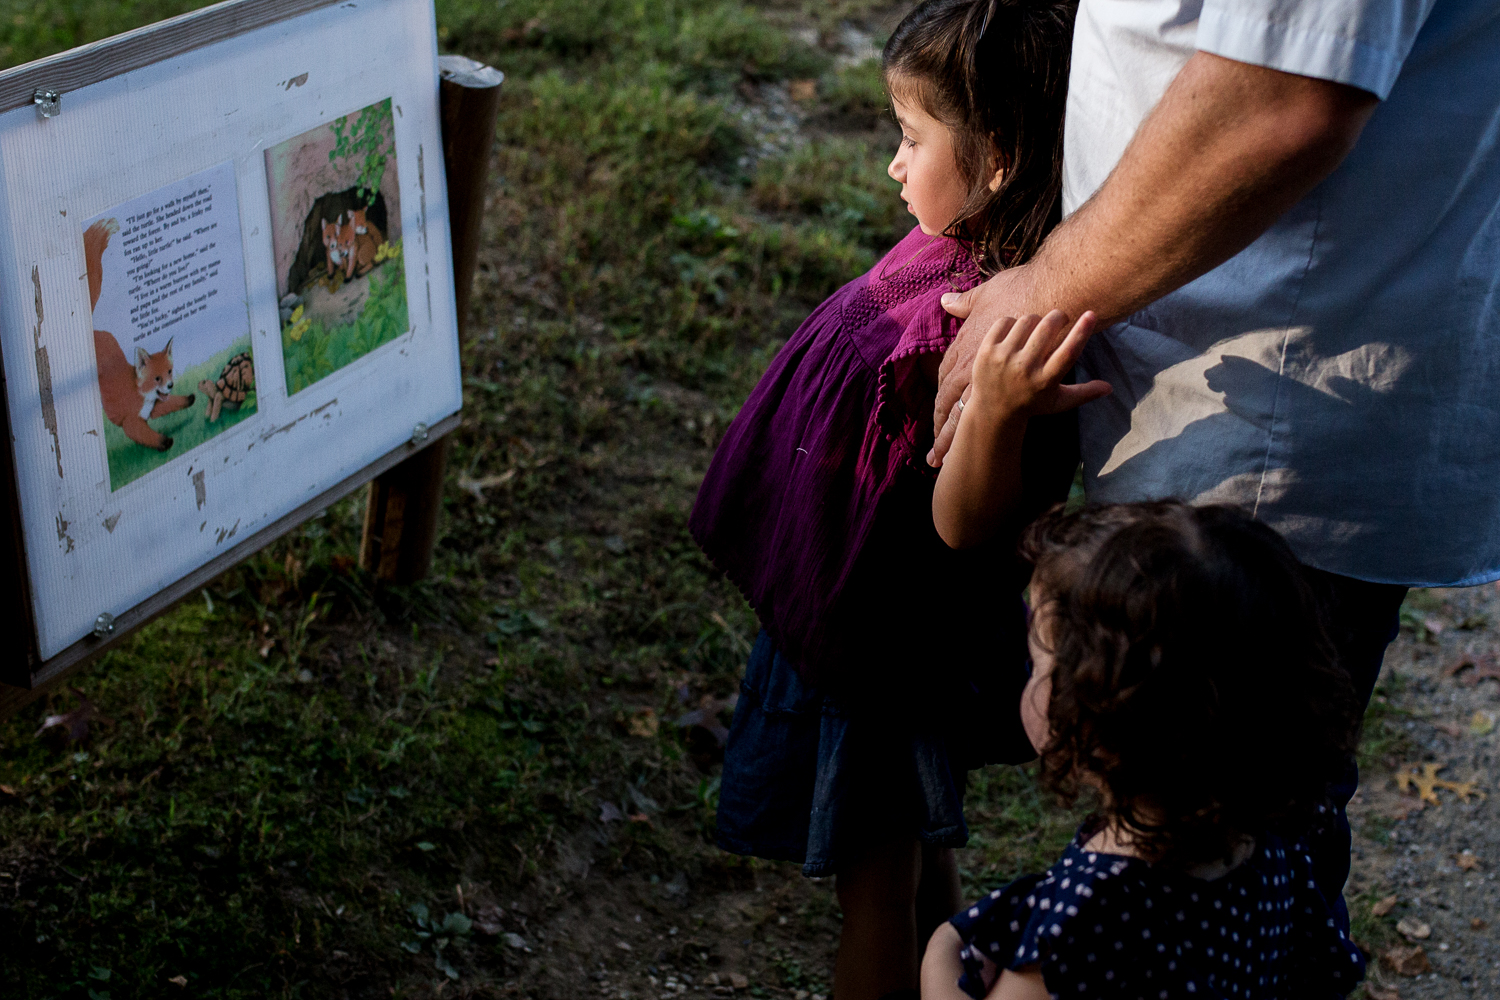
[33,89,61,119]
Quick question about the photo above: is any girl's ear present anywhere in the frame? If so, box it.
[986,149,1008,192]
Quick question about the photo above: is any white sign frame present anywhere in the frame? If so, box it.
[0,0,461,672]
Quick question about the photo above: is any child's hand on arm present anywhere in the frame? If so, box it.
[920,922,1050,1000]
[931,310,1110,548]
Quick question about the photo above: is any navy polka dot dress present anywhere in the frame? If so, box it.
[949,828,1364,999]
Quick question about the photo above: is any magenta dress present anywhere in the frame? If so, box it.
[691,227,1076,873]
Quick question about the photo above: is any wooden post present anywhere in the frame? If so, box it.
[358,55,503,583]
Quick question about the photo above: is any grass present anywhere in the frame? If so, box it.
[281,249,409,397]
[102,336,258,490]
[1,1,911,995]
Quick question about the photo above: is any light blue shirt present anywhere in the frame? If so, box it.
[1065,0,1500,586]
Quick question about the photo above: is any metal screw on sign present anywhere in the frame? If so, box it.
[92,612,115,639]
[410,422,429,445]
[33,89,61,119]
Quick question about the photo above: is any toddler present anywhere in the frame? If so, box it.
[920,501,1366,999]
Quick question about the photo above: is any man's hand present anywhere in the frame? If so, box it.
[928,51,1379,463]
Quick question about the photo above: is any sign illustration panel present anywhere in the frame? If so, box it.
[265,97,406,396]
[83,160,255,490]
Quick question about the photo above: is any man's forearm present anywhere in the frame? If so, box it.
[1015,52,1377,325]
[929,52,1379,451]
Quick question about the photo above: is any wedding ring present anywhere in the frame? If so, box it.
[957,398,966,413]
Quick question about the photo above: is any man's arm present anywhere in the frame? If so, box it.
[929,51,1378,464]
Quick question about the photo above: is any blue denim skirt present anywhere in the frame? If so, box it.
[714,631,969,877]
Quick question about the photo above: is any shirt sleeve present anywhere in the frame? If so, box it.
[1196,0,1437,99]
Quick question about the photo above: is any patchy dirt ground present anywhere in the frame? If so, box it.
[444,587,1499,1000]
[1347,585,1500,999]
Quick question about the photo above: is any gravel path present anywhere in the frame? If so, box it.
[1348,585,1500,998]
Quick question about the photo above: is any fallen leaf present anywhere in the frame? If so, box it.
[504,932,529,951]
[1470,710,1496,736]
[1444,653,1489,677]
[627,812,653,826]
[627,709,659,738]
[34,688,107,743]
[0,784,16,796]
[788,78,818,101]
[1381,944,1432,976]
[1455,850,1480,871]
[168,975,188,987]
[457,469,516,499]
[1371,894,1399,917]
[729,973,749,990]
[1395,762,1487,805]
[1364,985,1400,1000]
[472,903,504,936]
[1395,917,1431,940]
[259,638,275,658]
[1459,661,1500,687]
[1472,917,1489,930]
[615,940,633,951]
[599,801,624,823]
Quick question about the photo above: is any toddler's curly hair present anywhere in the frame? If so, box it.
[1020,500,1361,866]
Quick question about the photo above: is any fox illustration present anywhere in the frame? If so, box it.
[343,207,385,279]
[322,212,350,277]
[85,219,195,452]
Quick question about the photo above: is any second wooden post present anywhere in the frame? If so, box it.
[359,55,504,583]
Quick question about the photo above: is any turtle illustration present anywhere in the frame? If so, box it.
[199,352,255,422]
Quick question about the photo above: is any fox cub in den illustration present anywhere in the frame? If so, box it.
[321,212,349,277]
[320,208,386,281]
[85,218,195,452]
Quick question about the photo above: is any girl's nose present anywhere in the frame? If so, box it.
[887,154,904,182]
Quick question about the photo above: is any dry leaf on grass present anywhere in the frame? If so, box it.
[1395,762,1486,804]
[1381,944,1432,977]
[1395,917,1431,940]
[474,904,505,937]
[1472,917,1489,930]
[457,469,516,499]
[729,973,750,990]
[34,688,108,743]
[598,801,624,823]
[627,708,659,738]
[1456,850,1481,871]
[788,79,818,101]
[168,975,188,987]
[1371,894,1399,917]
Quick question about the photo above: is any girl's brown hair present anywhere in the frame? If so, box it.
[1020,501,1361,867]
[883,0,1076,274]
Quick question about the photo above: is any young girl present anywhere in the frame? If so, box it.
[689,2,1107,997]
[919,501,1367,999]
